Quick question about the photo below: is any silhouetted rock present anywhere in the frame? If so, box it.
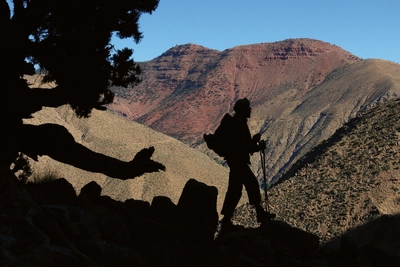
[265,220,320,260]
[77,240,145,267]
[1,169,399,266]
[212,226,325,267]
[362,244,400,267]
[151,196,178,226]
[124,198,152,219]
[27,178,78,205]
[79,181,102,202]
[340,235,359,261]
[177,178,219,245]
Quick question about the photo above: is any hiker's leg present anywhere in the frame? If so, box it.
[221,164,244,218]
[242,165,261,206]
[241,165,267,222]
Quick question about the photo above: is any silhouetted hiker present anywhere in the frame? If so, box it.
[204,98,274,231]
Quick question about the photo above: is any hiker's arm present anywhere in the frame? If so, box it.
[249,134,266,153]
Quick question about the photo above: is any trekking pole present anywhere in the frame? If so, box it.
[259,140,270,213]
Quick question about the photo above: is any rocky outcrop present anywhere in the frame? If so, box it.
[263,39,360,61]
[177,178,218,245]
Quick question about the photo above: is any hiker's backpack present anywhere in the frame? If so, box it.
[203,113,233,157]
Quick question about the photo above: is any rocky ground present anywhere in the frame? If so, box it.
[264,98,400,246]
[1,166,399,266]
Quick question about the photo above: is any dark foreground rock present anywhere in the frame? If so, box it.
[1,169,399,266]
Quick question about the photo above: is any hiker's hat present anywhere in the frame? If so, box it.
[234,98,250,112]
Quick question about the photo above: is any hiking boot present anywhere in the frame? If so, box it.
[266,211,276,220]
[256,210,265,223]
[255,206,266,223]
[220,216,240,234]
[256,206,276,223]
[258,212,276,230]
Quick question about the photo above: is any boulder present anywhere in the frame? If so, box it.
[27,178,78,205]
[79,181,102,202]
[177,178,218,245]
[151,196,178,226]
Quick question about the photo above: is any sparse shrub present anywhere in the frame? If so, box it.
[382,165,390,171]
[30,168,61,184]
[371,168,380,175]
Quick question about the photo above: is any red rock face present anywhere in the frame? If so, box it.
[109,38,360,143]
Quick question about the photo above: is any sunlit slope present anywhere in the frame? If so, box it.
[25,106,239,212]
[269,98,400,243]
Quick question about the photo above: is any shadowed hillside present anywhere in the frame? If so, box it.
[266,98,400,246]
[2,145,399,266]
[9,165,398,266]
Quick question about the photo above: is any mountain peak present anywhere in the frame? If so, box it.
[158,43,219,58]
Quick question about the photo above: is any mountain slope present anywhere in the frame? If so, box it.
[24,105,240,212]
[268,98,400,245]
[110,38,400,184]
[259,59,400,183]
[111,38,360,143]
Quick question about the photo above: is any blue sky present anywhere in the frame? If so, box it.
[5,0,399,63]
[113,0,400,63]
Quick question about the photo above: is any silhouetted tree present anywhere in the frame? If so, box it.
[0,0,165,179]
